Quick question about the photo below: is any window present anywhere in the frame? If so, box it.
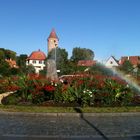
[110,61,113,64]
[32,60,36,64]
[39,60,42,64]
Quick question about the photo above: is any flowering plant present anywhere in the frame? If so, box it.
[1,73,135,106]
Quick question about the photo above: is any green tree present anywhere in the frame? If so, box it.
[26,65,35,75]
[0,48,16,60]
[39,68,47,76]
[0,60,10,76]
[47,47,68,75]
[17,54,27,67]
[5,49,16,60]
[119,60,133,74]
[71,47,94,62]
[135,64,140,77]
[10,67,20,75]
[16,54,28,74]
[0,50,5,61]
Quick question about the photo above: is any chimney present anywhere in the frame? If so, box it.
[128,56,129,60]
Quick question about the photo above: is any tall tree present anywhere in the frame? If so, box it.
[0,48,16,60]
[16,54,28,74]
[16,54,27,67]
[0,60,10,76]
[71,47,94,62]
[5,49,16,60]
[0,50,5,61]
[47,47,68,75]
[26,65,35,74]
[119,60,133,74]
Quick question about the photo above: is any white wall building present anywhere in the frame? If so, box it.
[26,29,59,74]
[105,56,119,68]
[26,49,46,73]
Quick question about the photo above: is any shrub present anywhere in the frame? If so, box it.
[1,73,135,107]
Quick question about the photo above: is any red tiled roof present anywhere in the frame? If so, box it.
[129,56,140,65]
[27,50,46,60]
[119,57,128,65]
[48,28,59,40]
[78,60,96,66]
[119,56,140,65]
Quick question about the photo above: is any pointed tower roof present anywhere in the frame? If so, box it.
[48,28,59,40]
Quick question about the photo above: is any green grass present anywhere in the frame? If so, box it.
[0,105,140,113]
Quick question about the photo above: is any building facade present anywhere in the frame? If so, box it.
[26,29,59,73]
[105,56,119,68]
[26,49,46,73]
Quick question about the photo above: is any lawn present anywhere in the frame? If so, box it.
[0,105,140,113]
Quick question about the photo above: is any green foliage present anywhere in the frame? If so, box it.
[16,54,27,67]
[71,47,94,62]
[26,65,35,75]
[47,47,69,75]
[16,75,29,100]
[119,60,133,74]
[2,93,21,105]
[0,60,11,76]
[90,64,115,76]
[0,48,19,76]
[16,54,28,74]
[59,60,78,75]
[39,69,47,76]
[32,92,45,104]
[53,83,63,102]
[1,73,135,107]
[0,48,16,60]
[47,47,68,62]
[0,50,5,60]
[10,68,20,75]
[5,49,16,60]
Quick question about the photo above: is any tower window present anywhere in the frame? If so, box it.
[54,40,56,43]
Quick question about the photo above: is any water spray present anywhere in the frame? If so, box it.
[97,63,140,94]
[111,68,140,94]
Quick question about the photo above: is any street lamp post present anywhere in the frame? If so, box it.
[55,46,56,62]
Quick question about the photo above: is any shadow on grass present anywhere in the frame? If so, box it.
[74,107,109,140]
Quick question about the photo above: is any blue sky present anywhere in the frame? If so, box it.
[0,0,140,61]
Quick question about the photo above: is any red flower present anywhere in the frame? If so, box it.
[7,85,20,91]
[103,93,109,96]
[44,85,55,92]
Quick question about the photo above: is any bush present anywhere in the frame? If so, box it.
[1,73,135,107]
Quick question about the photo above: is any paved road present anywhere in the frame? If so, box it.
[0,112,139,140]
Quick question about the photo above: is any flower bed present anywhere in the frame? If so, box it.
[0,73,137,107]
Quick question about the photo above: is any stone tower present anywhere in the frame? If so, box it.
[47,28,59,53]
